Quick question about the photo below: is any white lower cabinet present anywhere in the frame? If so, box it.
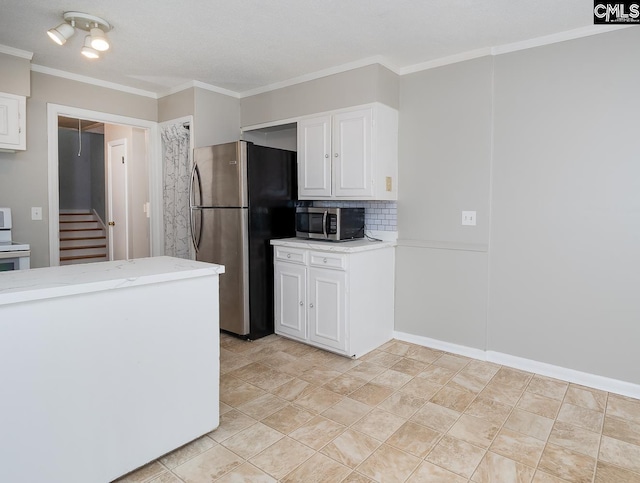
[273,242,394,358]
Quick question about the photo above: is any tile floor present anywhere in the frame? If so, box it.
[115,334,640,483]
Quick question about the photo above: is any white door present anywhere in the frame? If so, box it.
[308,267,346,352]
[332,108,373,198]
[274,262,307,341]
[297,115,332,198]
[107,139,128,260]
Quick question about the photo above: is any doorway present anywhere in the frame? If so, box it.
[48,104,162,267]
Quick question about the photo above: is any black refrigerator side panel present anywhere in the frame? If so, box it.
[246,144,298,339]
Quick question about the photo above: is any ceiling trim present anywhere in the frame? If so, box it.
[237,55,401,98]
[158,80,241,99]
[0,44,34,60]
[399,48,493,76]
[31,64,159,99]
[491,24,631,56]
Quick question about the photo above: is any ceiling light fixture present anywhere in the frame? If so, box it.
[47,12,112,59]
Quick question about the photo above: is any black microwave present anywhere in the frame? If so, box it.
[296,207,365,241]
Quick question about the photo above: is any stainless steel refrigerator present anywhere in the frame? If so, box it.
[190,141,297,339]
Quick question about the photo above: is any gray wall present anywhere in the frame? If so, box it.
[58,129,92,211]
[396,57,493,350]
[158,87,241,148]
[0,53,31,96]
[488,27,640,383]
[241,64,399,127]
[194,88,241,147]
[397,28,640,385]
[0,71,157,268]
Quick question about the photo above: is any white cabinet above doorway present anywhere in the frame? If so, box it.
[297,103,398,201]
[0,92,26,151]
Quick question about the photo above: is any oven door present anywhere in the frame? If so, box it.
[0,251,30,271]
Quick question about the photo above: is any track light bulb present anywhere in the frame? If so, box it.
[47,22,75,45]
[81,36,100,59]
[90,27,110,51]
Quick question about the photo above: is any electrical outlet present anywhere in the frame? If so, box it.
[385,177,392,192]
[462,210,476,226]
[31,207,42,221]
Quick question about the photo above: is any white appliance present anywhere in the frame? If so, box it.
[0,208,30,271]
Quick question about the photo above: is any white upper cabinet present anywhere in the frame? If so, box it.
[0,92,26,151]
[297,115,331,197]
[297,103,398,200]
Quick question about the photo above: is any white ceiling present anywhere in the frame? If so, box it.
[0,0,600,97]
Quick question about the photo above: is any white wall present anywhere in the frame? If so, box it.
[397,27,640,386]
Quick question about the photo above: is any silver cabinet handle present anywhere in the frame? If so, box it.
[309,303,314,308]
[334,153,339,157]
[325,154,329,158]
[287,254,291,259]
[323,258,327,263]
[299,301,303,306]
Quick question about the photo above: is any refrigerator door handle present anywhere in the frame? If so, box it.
[189,162,203,253]
[189,207,201,253]
[322,210,328,239]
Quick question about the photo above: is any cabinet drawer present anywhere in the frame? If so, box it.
[309,251,346,271]
[275,247,307,265]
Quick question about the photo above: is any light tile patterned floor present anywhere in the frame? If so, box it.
[116,334,640,483]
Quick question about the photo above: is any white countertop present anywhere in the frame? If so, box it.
[0,256,225,306]
[271,237,396,253]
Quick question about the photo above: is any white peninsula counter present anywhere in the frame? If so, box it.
[0,256,224,483]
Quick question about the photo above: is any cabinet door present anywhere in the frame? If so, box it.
[0,93,25,150]
[297,116,331,198]
[332,108,373,198]
[307,267,346,353]
[274,262,307,341]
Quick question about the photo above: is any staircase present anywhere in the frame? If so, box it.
[59,211,108,265]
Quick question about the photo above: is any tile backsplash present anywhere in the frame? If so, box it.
[311,200,397,232]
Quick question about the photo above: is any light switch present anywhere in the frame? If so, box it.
[462,211,476,226]
[385,177,392,192]
[31,207,42,221]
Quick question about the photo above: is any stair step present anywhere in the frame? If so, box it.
[60,253,108,262]
[60,221,100,229]
[60,247,108,258]
[60,244,107,251]
[60,228,105,238]
[59,212,95,222]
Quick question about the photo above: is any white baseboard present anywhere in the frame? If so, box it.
[394,331,486,361]
[394,330,640,400]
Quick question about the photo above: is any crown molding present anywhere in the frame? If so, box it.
[491,24,632,56]
[0,44,34,60]
[31,64,158,98]
[399,48,493,75]
[238,55,401,98]
[158,80,241,99]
